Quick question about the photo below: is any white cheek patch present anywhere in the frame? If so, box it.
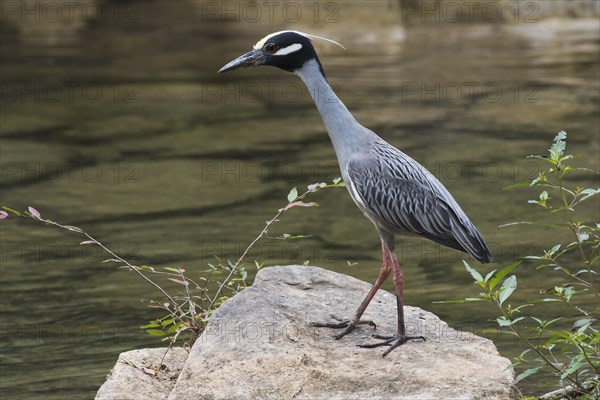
[274,43,303,56]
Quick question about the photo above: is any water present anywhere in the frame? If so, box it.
[1,2,599,398]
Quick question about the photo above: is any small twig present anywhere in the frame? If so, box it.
[179,269,195,317]
[206,206,286,311]
[20,213,186,318]
[206,183,337,311]
[156,340,175,379]
[94,236,183,316]
[538,384,582,400]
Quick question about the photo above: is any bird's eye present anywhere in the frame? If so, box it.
[264,43,278,54]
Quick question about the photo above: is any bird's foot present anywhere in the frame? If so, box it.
[310,316,376,340]
[359,334,426,356]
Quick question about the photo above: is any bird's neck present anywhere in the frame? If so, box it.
[295,59,368,164]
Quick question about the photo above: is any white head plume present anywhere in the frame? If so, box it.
[253,30,345,50]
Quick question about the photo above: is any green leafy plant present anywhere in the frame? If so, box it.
[459,132,599,398]
[1,178,345,356]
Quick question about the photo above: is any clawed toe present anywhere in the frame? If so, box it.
[359,334,426,356]
[309,320,352,329]
[310,317,376,339]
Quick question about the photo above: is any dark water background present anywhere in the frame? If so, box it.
[1,1,599,398]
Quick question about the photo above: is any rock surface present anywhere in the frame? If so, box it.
[95,347,187,400]
[97,265,519,400]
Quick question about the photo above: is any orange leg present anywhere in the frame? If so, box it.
[360,243,425,356]
[310,239,392,338]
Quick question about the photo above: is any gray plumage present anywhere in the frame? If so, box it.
[295,59,492,263]
[346,140,492,263]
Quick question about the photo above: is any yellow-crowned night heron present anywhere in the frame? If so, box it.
[219,31,493,356]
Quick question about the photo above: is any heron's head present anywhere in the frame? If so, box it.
[218,30,343,75]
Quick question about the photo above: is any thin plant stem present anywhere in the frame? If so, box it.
[206,184,331,312]
[207,201,288,311]
[493,295,581,389]
[28,215,185,318]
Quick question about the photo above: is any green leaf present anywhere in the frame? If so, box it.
[2,206,21,216]
[575,188,600,205]
[529,173,547,187]
[516,367,542,383]
[281,233,312,240]
[517,348,532,360]
[576,232,589,242]
[547,244,561,256]
[572,318,594,332]
[498,275,517,305]
[145,329,167,337]
[530,317,543,327]
[550,130,567,159]
[501,182,531,191]
[512,304,533,313]
[287,187,298,202]
[463,261,483,285]
[433,298,486,304]
[547,330,572,340]
[484,270,496,284]
[488,261,521,290]
[496,316,524,327]
[528,191,549,207]
[481,328,516,336]
[562,353,585,379]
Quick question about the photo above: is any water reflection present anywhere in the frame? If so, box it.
[1,1,599,398]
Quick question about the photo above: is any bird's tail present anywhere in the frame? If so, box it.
[451,219,493,264]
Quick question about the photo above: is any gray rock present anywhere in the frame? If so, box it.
[95,347,187,400]
[97,265,519,400]
[171,265,518,399]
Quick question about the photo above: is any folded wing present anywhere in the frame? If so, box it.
[347,157,492,263]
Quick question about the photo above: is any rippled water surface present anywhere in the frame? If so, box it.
[1,2,599,398]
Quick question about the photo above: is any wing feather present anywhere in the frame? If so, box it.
[347,156,492,263]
